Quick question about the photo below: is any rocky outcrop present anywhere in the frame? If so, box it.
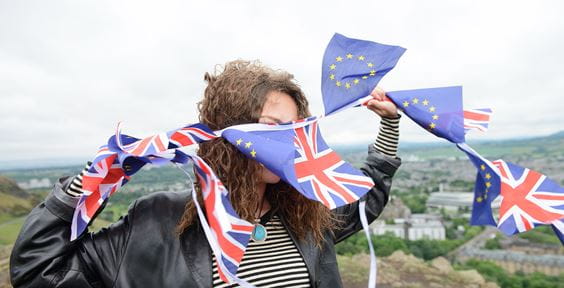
[338,251,499,288]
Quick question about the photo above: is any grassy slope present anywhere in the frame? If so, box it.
[0,216,26,245]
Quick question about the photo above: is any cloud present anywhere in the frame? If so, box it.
[1,0,563,162]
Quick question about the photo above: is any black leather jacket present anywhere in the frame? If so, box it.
[10,145,400,287]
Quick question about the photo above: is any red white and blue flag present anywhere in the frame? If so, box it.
[72,153,129,240]
[458,142,564,242]
[463,108,493,134]
[492,159,564,235]
[70,32,564,288]
[179,154,254,285]
[222,119,375,209]
[71,123,218,241]
[293,121,374,208]
[168,123,218,148]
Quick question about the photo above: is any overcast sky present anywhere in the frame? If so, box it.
[1,0,563,163]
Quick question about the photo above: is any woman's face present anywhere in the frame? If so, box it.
[257,90,299,184]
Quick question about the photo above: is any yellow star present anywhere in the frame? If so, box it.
[336,56,343,62]
[432,114,439,120]
[422,99,429,106]
[429,123,436,129]
[367,62,374,67]
[362,76,368,79]
[429,106,436,112]
[369,70,376,76]
[358,55,365,61]
[345,82,351,89]
[346,53,353,59]
[329,74,335,80]
[485,182,492,188]
[480,164,486,170]
[353,79,360,84]
[329,64,336,70]
[245,141,252,148]
[403,101,409,107]
[485,173,491,179]
[336,81,342,87]
[236,138,243,145]
[476,196,483,203]
[412,98,419,104]
[250,149,257,158]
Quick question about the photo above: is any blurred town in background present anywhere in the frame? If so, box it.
[1,131,563,287]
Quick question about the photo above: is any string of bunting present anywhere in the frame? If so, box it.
[71,33,564,287]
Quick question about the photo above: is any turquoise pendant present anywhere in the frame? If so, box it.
[251,224,267,242]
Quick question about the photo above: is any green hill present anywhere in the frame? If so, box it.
[0,176,33,217]
[0,175,29,199]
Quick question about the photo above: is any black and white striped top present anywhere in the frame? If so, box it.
[66,161,91,197]
[211,214,311,288]
[374,115,400,157]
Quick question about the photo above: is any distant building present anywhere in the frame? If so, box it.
[371,214,446,241]
[18,177,52,189]
[372,222,406,238]
[408,214,445,240]
[426,192,500,214]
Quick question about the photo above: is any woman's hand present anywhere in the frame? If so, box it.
[366,87,398,119]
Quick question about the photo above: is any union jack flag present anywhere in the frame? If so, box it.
[168,123,218,148]
[72,153,129,240]
[492,159,564,235]
[464,108,492,134]
[222,120,375,210]
[71,123,218,241]
[182,154,254,284]
[115,124,170,157]
[293,121,375,208]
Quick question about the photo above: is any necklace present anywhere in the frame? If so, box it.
[250,194,268,242]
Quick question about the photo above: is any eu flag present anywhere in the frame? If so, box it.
[322,33,406,115]
[457,143,500,227]
[221,127,297,184]
[387,86,465,144]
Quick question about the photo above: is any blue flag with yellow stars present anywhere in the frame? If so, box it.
[457,143,500,227]
[387,86,465,144]
[322,33,406,115]
[221,127,297,183]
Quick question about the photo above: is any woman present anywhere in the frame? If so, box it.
[10,60,401,288]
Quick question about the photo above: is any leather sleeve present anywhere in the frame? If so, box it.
[9,176,136,288]
[331,144,401,243]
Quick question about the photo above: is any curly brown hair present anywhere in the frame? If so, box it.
[175,60,339,246]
